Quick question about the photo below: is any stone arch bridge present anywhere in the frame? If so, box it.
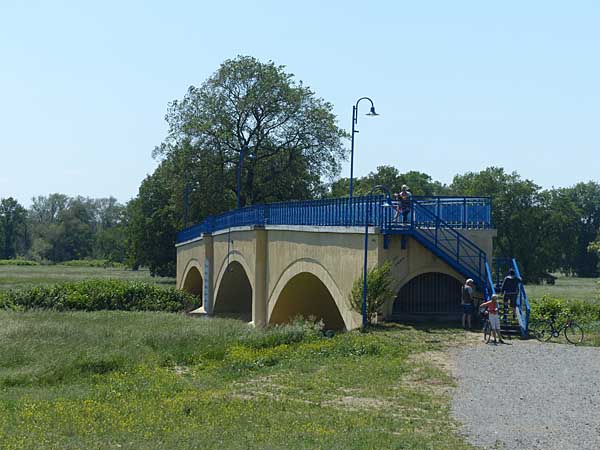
[176,196,497,330]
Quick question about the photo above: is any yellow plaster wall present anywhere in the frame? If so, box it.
[212,230,257,295]
[176,226,495,330]
[176,240,205,290]
[265,229,380,330]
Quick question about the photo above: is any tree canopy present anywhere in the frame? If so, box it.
[154,55,347,207]
[127,55,349,275]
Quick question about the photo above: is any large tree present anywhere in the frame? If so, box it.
[128,56,348,276]
[566,182,600,277]
[0,197,28,259]
[125,161,179,276]
[154,55,347,207]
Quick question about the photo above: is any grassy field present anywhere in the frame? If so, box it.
[1,266,597,447]
[0,265,175,291]
[0,311,473,450]
[525,275,599,302]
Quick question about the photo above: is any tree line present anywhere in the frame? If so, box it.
[2,56,599,281]
[3,165,599,282]
[0,194,127,264]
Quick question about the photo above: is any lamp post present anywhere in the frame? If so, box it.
[362,184,392,329]
[349,97,379,200]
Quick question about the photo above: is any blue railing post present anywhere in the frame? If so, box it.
[511,258,530,336]
[456,234,460,261]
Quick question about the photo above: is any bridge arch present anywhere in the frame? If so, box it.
[213,253,253,321]
[392,270,463,316]
[181,260,203,306]
[268,259,348,330]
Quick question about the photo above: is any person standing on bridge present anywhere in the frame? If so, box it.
[461,278,475,330]
[393,185,412,224]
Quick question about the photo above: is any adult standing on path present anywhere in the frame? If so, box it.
[501,268,521,320]
[461,278,475,329]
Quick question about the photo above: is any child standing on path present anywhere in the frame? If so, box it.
[480,294,505,344]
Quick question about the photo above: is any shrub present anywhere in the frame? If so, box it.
[349,262,393,326]
[0,280,197,313]
[530,296,600,325]
[0,259,39,266]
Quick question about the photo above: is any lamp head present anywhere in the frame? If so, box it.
[366,106,379,117]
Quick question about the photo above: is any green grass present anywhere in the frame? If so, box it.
[0,311,473,450]
[0,265,175,291]
[525,275,599,302]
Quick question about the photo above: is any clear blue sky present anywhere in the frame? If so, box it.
[1,0,598,206]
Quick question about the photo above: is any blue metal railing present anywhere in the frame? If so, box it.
[511,258,530,336]
[405,201,489,289]
[176,195,492,243]
[484,260,496,300]
[492,257,530,336]
[414,196,492,229]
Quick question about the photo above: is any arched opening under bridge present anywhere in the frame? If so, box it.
[214,261,252,321]
[393,272,463,319]
[269,272,345,330]
[182,266,203,306]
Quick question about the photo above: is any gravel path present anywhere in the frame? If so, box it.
[451,339,600,450]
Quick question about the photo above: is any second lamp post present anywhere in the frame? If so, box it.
[349,97,379,200]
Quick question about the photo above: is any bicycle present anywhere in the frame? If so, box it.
[530,316,584,344]
[480,308,492,343]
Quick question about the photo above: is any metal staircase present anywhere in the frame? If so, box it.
[385,200,491,295]
[384,200,529,335]
[491,258,530,337]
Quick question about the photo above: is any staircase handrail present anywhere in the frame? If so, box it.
[484,260,496,300]
[511,258,530,335]
[409,200,488,287]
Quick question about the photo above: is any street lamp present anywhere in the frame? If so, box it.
[362,184,392,329]
[349,97,379,200]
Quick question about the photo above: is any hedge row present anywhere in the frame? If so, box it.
[0,280,197,313]
[0,259,126,268]
[0,259,39,266]
[530,296,600,324]
[60,259,127,268]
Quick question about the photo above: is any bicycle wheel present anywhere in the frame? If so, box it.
[532,320,553,342]
[483,321,492,343]
[564,323,584,344]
